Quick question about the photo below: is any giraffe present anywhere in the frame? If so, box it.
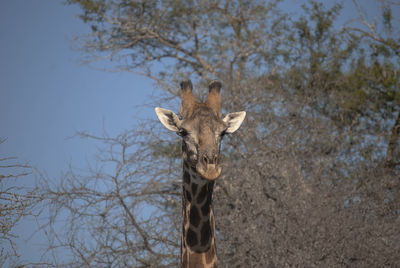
[155,79,246,268]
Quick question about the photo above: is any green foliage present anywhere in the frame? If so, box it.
[382,7,392,33]
[65,0,106,22]
[287,2,398,122]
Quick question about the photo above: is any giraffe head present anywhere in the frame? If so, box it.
[155,79,246,181]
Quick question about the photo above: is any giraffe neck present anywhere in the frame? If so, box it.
[181,160,218,268]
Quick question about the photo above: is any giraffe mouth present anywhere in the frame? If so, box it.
[196,164,222,181]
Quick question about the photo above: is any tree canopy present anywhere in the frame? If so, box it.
[8,0,399,267]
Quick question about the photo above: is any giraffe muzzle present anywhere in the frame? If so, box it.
[197,163,222,181]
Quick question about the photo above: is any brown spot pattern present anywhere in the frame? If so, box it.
[187,228,198,248]
[201,199,211,216]
[191,183,198,196]
[196,185,207,203]
[200,220,211,247]
[185,190,192,203]
[189,205,200,228]
[183,171,190,184]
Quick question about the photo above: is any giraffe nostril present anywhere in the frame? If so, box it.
[214,155,218,164]
[203,156,208,165]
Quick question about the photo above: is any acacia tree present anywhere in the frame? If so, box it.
[0,138,37,267]
[346,0,400,166]
[35,0,400,266]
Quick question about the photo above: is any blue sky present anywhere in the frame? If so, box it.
[0,1,153,176]
[0,0,153,263]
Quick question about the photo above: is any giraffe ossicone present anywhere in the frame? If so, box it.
[155,79,246,268]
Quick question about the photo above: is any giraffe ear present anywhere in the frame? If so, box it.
[155,107,182,132]
[223,111,246,134]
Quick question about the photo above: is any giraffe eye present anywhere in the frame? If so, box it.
[178,129,188,137]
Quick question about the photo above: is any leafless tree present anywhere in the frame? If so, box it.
[0,138,38,267]
[32,0,400,267]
